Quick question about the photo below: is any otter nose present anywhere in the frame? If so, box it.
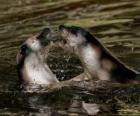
[37,28,51,40]
[59,25,66,31]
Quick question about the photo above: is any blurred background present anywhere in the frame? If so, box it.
[0,0,139,115]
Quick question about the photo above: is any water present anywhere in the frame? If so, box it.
[0,0,140,115]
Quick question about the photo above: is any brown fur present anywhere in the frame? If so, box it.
[59,25,139,83]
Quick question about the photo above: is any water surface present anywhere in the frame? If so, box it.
[0,0,140,115]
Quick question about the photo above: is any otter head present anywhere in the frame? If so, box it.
[16,28,52,64]
[59,25,97,48]
[59,25,88,47]
[21,28,51,54]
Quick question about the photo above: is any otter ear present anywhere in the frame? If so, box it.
[19,44,31,57]
[20,44,27,55]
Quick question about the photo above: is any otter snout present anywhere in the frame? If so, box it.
[36,28,52,47]
[37,28,51,40]
[59,25,70,35]
[59,25,67,31]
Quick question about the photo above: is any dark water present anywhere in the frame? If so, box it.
[0,0,140,115]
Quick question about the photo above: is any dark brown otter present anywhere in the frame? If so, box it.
[59,25,140,83]
[16,28,59,85]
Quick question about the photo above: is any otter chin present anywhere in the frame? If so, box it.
[59,25,139,83]
[16,28,59,85]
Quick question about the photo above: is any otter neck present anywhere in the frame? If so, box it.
[77,43,99,74]
[22,50,58,84]
[76,43,110,80]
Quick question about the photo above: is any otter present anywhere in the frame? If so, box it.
[16,28,59,85]
[59,25,139,83]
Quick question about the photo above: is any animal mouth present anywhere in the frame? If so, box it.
[59,25,71,44]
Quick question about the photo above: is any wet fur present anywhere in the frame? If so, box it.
[84,32,138,83]
[22,51,58,84]
[59,25,139,83]
[16,29,59,85]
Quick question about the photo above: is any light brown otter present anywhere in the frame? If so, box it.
[59,25,140,83]
[16,28,59,85]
